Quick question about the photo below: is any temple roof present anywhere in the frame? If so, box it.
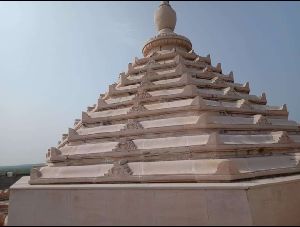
[30,2,300,185]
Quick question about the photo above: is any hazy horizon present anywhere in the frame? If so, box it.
[1,1,300,166]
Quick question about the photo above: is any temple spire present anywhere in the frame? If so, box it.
[154,1,177,34]
[161,1,169,5]
[143,1,192,57]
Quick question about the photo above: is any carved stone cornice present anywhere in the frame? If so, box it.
[134,87,152,100]
[121,119,144,131]
[113,139,137,152]
[142,33,192,57]
[128,100,148,113]
[104,160,133,177]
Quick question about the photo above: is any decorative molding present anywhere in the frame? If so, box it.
[127,63,134,74]
[243,82,250,90]
[87,105,96,112]
[253,114,272,125]
[211,76,226,86]
[191,96,207,108]
[260,92,267,104]
[174,55,185,65]
[121,119,144,131]
[237,99,254,110]
[203,63,222,74]
[73,119,81,126]
[119,72,129,86]
[134,87,152,100]
[145,58,156,67]
[215,63,222,73]
[97,98,108,109]
[193,55,211,64]
[104,160,133,177]
[203,65,213,73]
[142,33,192,57]
[219,111,229,116]
[206,54,211,64]
[129,101,147,113]
[141,68,155,86]
[196,112,216,126]
[223,87,237,96]
[46,147,66,162]
[182,84,199,96]
[179,73,194,84]
[68,128,78,138]
[215,160,241,175]
[175,63,187,75]
[107,83,117,97]
[207,132,223,145]
[30,168,42,180]
[281,104,288,112]
[82,112,92,124]
[188,49,196,55]
[62,133,68,141]
[113,139,137,152]
[272,131,293,144]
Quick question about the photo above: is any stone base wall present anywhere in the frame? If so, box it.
[7,175,300,226]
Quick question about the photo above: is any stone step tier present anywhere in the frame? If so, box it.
[30,48,300,184]
[51,130,300,163]
[30,153,300,184]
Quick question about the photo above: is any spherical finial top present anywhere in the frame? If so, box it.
[154,1,177,34]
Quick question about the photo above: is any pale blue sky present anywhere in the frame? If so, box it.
[0,1,300,166]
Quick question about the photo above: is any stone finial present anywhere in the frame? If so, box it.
[155,1,177,34]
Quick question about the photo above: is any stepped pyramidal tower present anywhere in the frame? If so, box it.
[30,1,300,185]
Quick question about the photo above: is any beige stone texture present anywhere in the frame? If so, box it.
[8,176,300,226]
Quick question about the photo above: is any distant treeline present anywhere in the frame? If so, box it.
[0,164,44,176]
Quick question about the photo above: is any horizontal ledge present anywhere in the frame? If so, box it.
[13,174,300,191]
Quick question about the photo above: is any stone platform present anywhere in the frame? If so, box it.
[7,175,300,226]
